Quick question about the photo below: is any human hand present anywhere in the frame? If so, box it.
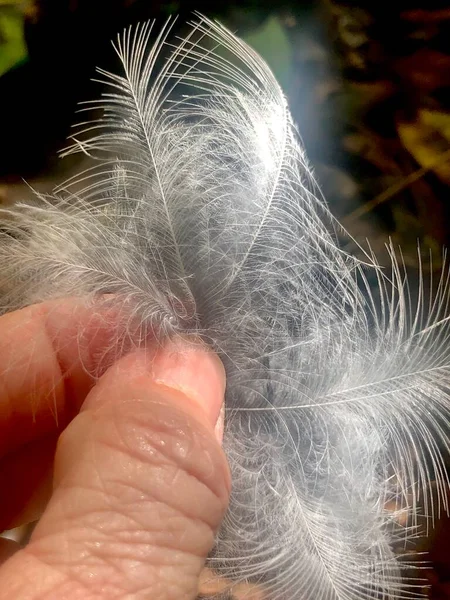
[0,299,230,599]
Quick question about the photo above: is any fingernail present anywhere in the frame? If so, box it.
[151,340,226,436]
[214,403,225,444]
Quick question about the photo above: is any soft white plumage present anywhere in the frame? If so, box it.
[1,14,449,599]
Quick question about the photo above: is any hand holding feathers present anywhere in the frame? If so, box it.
[0,14,449,600]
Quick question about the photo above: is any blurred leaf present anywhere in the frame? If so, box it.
[400,8,450,23]
[344,80,395,117]
[421,110,450,140]
[398,110,450,184]
[393,49,450,94]
[343,132,399,173]
[242,15,292,91]
[0,5,27,77]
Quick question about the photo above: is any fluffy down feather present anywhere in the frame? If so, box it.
[0,14,449,600]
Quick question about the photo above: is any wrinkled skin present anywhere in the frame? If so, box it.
[0,300,230,600]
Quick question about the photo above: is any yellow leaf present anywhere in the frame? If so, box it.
[421,109,450,140]
[397,110,450,183]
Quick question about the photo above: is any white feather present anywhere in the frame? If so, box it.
[1,14,449,599]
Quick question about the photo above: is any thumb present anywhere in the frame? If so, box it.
[0,341,230,600]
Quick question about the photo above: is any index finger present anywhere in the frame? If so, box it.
[0,297,137,458]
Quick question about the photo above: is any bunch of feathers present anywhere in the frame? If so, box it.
[1,14,449,600]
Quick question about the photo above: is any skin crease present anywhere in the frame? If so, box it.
[0,299,230,600]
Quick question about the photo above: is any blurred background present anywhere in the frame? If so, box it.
[1,0,450,267]
[0,0,449,597]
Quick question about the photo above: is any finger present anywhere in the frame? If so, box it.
[0,297,136,458]
[0,342,230,600]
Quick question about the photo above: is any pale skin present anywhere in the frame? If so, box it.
[0,299,230,600]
